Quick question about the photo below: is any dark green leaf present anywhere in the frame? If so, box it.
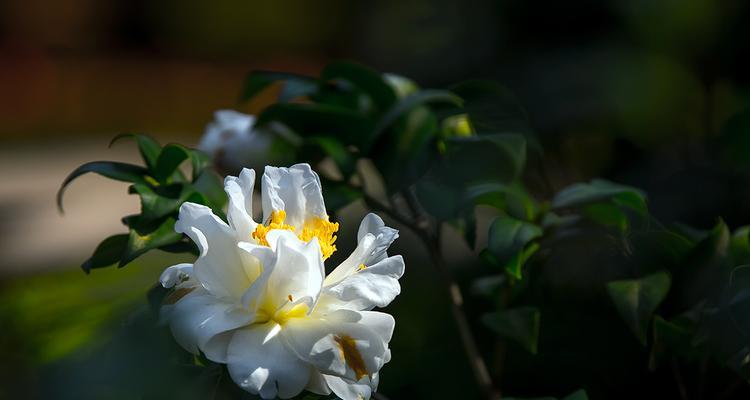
[451,80,529,133]
[109,133,162,170]
[192,169,227,213]
[240,70,314,102]
[415,177,461,220]
[371,89,463,146]
[607,271,671,345]
[305,137,356,178]
[256,103,373,148]
[504,243,541,280]
[120,217,182,267]
[57,161,148,212]
[129,183,195,221]
[321,179,362,211]
[482,306,541,354]
[487,217,543,263]
[320,61,397,111]
[444,134,527,184]
[81,234,129,273]
[465,182,538,221]
[154,144,191,183]
[552,179,647,214]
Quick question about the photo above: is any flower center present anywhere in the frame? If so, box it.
[252,210,339,260]
[255,296,309,325]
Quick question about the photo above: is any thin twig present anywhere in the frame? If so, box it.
[359,186,499,400]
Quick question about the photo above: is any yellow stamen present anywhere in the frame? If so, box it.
[252,210,295,246]
[255,297,309,325]
[252,209,339,260]
[299,217,339,260]
[357,264,367,271]
[334,334,369,380]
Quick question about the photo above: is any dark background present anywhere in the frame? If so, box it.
[2,1,750,399]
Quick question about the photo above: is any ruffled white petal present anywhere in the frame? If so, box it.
[325,213,399,286]
[324,375,376,400]
[261,164,326,228]
[324,255,405,310]
[166,288,253,363]
[224,168,258,239]
[282,310,390,383]
[175,202,253,299]
[227,323,310,399]
[261,230,325,310]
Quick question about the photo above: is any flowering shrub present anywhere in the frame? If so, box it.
[60,61,750,399]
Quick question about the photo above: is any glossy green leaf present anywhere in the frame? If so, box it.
[109,133,162,170]
[371,89,463,145]
[120,218,182,267]
[154,144,191,183]
[552,179,647,215]
[415,177,461,220]
[320,61,397,111]
[607,271,671,345]
[465,182,538,221]
[192,169,227,213]
[129,183,195,221]
[487,217,543,263]
[482,306,541,354]
[504,243,541,280]
[81,234,129,273]
[305,136,356,178]
[57,161,148,212]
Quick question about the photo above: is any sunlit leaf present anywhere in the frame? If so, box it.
[57,161,148,212]
[81,234,129,273]
[120,218,182,267]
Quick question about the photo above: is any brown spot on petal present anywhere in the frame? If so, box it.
[334,334,368,380]
[163,287,195,305]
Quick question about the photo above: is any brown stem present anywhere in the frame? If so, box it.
[361,192,499,400]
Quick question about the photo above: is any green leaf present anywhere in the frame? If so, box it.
[465,182,538,221]
[444,134,527,184]
[415,177,461,220]
[305,136,356,178]
[487,217,543,263]
[120,218,182,267]
[109,133,162,170]
[320,179,362,211]
[504,243,541,280]
[57,161,148,212]
[320,61,397,111]
[482,306,541,354]
[192,169,227,213]
[256,103,373,148]
[129,183,195,221]
[552,179,647,215]
[154,144,191,183]
[371,89,463,145]
[451,79,529,133]
[651,315,696,361]
[607,271,672,345]
[240,70,314,102]
[81,234,129,273]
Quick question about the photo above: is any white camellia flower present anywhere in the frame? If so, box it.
[198,110,273,174]
[160,164,404,400]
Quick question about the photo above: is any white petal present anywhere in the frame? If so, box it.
[324,375,375,400]
[166,288,253,363]
[263,230,325,309]
[306,370,332,396]
[227,323,309,399]
[198,110,255,155]
[175,202,251,299]
[325,213,399,286]
[261,164,326,227]
[324,255,405,309]
[160,263,194,288]
[282,310,389,382]
[224,168,258,239]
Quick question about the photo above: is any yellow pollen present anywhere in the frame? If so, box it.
[334,334,369,380]
[256,299,309,325]
[357,264,367,271]
[252,210,339,260]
